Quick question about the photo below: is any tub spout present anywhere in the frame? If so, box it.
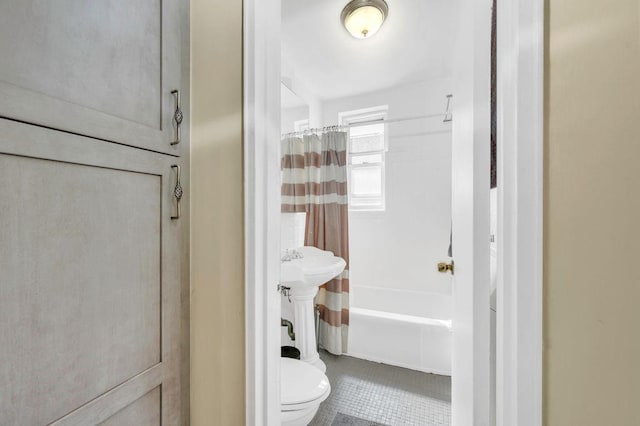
[281,318,295,341]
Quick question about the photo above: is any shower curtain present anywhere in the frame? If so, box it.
[281,129,350,355]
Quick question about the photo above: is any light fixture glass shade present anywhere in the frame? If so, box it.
[341,0,388,39]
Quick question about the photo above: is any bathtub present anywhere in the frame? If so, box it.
[347,286,452,376]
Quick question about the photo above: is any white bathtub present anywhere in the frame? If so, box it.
[348,286,452,376]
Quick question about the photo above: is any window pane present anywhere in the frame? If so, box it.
[351,154,382,165]
[350,133,385,153]
[351,166,382,196]
[349,123,384,137]
[349,123,385,153]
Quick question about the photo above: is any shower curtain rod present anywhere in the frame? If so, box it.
[282,94,453,137]
[352,94,453,127]
[348,111,451,128]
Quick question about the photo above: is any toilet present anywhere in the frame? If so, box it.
[281,357,331,426]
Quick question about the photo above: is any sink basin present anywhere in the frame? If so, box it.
[281,248,346,288]
[282,246,333,258]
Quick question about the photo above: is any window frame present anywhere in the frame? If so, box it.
[339,106,389,212]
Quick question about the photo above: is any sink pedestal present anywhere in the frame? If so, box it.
[281,248,346,373]
[291,286,326,372]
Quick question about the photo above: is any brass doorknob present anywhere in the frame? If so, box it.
[437,261,454,275]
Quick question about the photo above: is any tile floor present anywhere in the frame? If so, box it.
[309,351,451,426]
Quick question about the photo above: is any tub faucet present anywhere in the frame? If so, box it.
[281,318,295,341]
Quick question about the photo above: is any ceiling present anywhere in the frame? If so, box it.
[281,0,457,102]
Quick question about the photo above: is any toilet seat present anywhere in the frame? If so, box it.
[280,357,330,425]
[281,358,330,406]
[281,385,331,411]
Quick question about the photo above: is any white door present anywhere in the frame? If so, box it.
[450,0,491,424]
[0,0,187,155]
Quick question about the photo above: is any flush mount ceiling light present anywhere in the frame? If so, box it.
[341,0,389,39]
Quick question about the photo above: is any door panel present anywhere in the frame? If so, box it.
[0,0,186,155]
[0,156,161,424]
[98,387,161,426]
[0,118,183,425]
[0,0,161,129]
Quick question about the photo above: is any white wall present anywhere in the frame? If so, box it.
[282,51,323,127]
[280,212,306,253]
[322,80,454,317]
[281,106,309,134]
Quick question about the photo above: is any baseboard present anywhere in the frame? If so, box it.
[344,352,452,377]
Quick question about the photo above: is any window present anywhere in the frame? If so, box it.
[340,107,388,211]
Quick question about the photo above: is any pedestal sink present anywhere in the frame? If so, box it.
[281,247,346,372]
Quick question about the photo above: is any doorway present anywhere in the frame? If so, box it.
[243,0,544,424]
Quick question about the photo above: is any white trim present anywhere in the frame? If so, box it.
[243,0,282,424]
[450,0,491,422]
[496,0,544,424]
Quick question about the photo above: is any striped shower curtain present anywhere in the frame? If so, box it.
[281,130,350,355]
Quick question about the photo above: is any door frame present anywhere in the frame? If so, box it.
[495,0,544,424]
[243,0,282,425]
[242,0,543,425]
